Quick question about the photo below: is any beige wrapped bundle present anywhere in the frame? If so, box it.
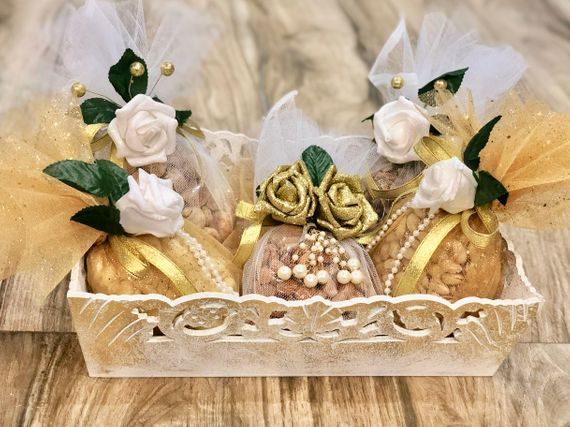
[243,225,381,301]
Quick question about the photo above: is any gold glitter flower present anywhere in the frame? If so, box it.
[314,165,378,239]
[255,161,316,225]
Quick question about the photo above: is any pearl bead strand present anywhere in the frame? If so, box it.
[382,209,437,296]
[366,202,411,251]
[275,228,363,288]
[178,231,238,295]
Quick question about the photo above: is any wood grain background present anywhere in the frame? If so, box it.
[0,0,568,425]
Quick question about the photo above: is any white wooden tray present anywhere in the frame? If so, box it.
[67,238,542,377]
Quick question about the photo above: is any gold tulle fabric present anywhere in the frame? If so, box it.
[0,98,102,301]
[430,90,570,229]
[480,96,570,229]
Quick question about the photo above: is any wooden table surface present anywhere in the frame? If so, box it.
[1,0,568,425]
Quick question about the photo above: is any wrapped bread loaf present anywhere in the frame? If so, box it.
[243,225,381,301]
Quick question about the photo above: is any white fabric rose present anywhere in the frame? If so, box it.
[108,94,178,167]
[411,157,477,214]
[373,96,430,164]
[116,169,184,237]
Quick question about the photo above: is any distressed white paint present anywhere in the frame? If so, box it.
[68,237,542,377]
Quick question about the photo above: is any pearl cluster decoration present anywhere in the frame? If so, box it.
[366,201,411,251]
[178,230,238,295]
[276,228,364,288]
[382,209,437,296]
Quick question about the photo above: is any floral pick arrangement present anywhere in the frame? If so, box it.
[0,3,568,309]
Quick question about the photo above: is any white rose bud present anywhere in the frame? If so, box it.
[108,94,178,167]
[411,157,477,214]
[116,169,184,237]
[373,96,430,164]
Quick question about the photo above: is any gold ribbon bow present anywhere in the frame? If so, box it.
[109,235,198,295]
[366,135,500,296]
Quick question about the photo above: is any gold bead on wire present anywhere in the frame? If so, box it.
[71,82,87,98]
[390,75,405,89]
[434,79,448,90]
[160,62,175,77]
[129,61,146,77]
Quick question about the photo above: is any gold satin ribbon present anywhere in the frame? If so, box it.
[365,172,423,201]
[393,213,462,296]
[85,124,124,168]
[414,135,462,166]
[109,235,198,295]
[232,201,267,266]
[461,205,499,249]
[182,122,205,140]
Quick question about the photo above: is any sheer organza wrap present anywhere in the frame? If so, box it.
[254,91,378,192]
[368,13,527,118]
[243,225,381,301]
[122,133,236,243]
[48,0,218,104]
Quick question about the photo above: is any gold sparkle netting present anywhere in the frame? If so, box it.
[0,98,102,301]
[0,98,241,302]
[430,90,570,228]
[479,95,570,229]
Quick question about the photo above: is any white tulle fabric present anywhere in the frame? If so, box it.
[253,91,378,194]
[368,13,527,118]
[52,0,218,104]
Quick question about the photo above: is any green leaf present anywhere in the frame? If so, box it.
[418,68,469,106]
[463,115,502,171]
[96,160,130,202]
[475,170,509,206]
[71,205,126,235]
[255,184,261,198]
[175,110,192,127]
[43,159,129,203]
[301,145,334,187]
[361,113,374,123]
[108,48,148,102]
[153,96,192,128]
[80,98,120,124]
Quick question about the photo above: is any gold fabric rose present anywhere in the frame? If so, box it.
[255,161,316,225]
[314,165,378,240]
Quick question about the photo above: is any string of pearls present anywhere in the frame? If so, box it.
[366,201,411,251]
[382,209,437,296]
[177,231,237,295]
[276,229,363,288]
